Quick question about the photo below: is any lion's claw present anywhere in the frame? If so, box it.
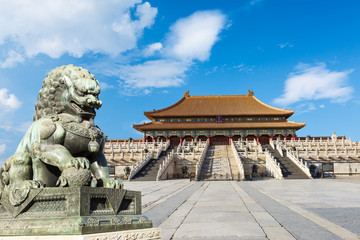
[68,157,90,170]
[56,176,68,187]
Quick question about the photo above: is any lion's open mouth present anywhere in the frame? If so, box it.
[70,101,96,116]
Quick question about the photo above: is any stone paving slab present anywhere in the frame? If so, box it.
[306,207,360,235]
[249,179,360,208]
[173,222,266,239]
[240,182,345,240]
[159,182,210,239]
[191,203,249,213]
[145,182,203,227]
[184,211,255,223]
[246,179,360,239]
[123,179,360,240]
[172,181,266,239]
[262,226,296,240]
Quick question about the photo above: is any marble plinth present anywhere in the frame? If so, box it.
[0,228,161,240]
[0,187,153,236]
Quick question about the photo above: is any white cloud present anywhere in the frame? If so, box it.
[274,63,354,106]
[14,121,32,133]
[293,102,317,114]
[138,119,151,124]
[243,0,264,9]
[166,10,226,61]
[279,42,294,49]
[0,89,23,135]
[99,82,115,91]
[0,50,25,68]
[118,60,189,91]
[144,42,163,56]
[0,119,31,134]
[0,0,157,66]
[205,66,219,75]
[0,144,6,156]
[143,89,151,95]
[0,88,21,112]
[0,123,12,132]
[233,64,254,73]
[116,10,226,94]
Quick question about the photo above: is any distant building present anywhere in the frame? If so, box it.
[133,90,305,145]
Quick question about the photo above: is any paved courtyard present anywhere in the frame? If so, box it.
[124,179,360,240]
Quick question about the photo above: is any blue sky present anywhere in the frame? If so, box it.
[0,0,360,164]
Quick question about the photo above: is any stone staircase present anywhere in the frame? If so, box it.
[131,148,172,181]
[226,145,241,180]
[200,145,232,181]
[263,144,310,179]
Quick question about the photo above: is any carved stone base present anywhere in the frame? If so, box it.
[0,187,153,236]
[0,228,162,240]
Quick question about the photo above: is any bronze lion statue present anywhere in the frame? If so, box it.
[0,65,122,206]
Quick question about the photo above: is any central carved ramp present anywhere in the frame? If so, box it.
[200,145,232,180]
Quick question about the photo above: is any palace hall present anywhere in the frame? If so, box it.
[133,90,306,145]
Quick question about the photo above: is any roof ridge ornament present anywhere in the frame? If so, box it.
[248,89,254,96]
[184,90,190,97]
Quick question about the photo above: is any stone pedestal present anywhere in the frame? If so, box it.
[0,228,161,240]
[0,187,153,236]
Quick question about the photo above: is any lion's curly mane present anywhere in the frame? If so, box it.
[34,64,98,121]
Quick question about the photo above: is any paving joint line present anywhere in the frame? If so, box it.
[169,181,210,240]
[145,182,204,227]
[140,180,189,197]
[231,181,296,240]
[143,181,195,213]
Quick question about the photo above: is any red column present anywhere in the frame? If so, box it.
[180,136,183,145]
[208,136,210,144]
[142,135,145,142]
[152,136,155,142]
[228,136,231,145]
[256,135,260,144]
[294,134,297,141]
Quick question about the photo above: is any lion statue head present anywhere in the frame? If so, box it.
[34,64,102,121]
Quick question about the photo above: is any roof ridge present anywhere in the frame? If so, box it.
[188,94,249,98]
[252,95,294,114]
[144,96,186,115]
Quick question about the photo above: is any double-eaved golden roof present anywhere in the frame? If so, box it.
[145,90,294,119]
[134,90,306,132]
